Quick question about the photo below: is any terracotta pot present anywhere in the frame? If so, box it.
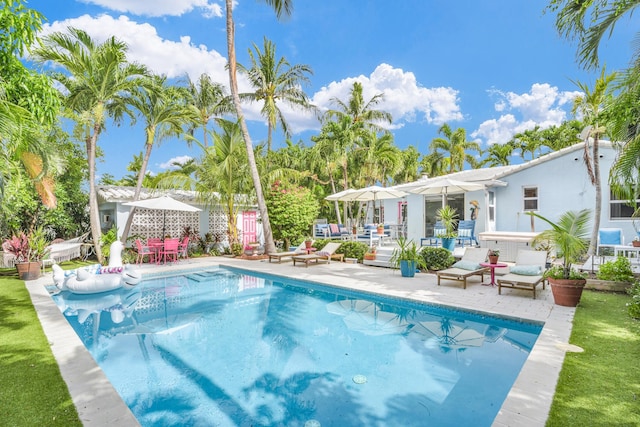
[304,240,313,249]
[15,261,42,281]
[364,253,376,260]
[377,227,384,235]
[488,255,499,264]
[633,241,640,247]
[548,277,586,307]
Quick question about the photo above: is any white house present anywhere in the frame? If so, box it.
[96,186,262,246]
[382,142,635,260]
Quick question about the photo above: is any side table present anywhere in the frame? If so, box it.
[479,262,508,287]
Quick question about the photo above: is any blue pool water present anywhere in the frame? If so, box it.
[51,267,542,426]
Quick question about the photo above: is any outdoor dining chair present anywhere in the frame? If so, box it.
[179,236,190,259]
[134,239,155,264]
[158,238,180,264]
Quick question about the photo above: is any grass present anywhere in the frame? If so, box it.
[1,264,638,425]
[546,290,640,426]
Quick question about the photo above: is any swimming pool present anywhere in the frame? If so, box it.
[51,266,542,426]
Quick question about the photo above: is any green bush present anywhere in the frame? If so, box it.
[596,256,634,282]
[420,246,455,271]
[627,281,640,319]
[335,241,369,262]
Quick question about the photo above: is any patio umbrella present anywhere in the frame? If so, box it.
[326,299,409,336]
[346,185,407,223]
[408,177,486,207]
[123,195,201,237]
[325,188,360,225]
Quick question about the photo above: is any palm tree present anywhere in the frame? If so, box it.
[120,75,200,243]
[429,124,481,173]
[32,28,149,261]
[186,73,232,147]
[224,0,291,255]
[238,37,315,152]
[481,143,514,167]
[420,150,449,178]
[393,146,421,184]
[329,81,392,130]
[571,68,616,255]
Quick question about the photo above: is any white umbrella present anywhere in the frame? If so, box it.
[123,195,201,237]
[345,185,407,223]
[410,320,485,350]
[325,188,360,201]
[408,177,485,207]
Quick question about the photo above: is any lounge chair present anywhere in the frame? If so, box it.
[267,244,309,263]
[436,247,490,289]
[292,242,344,267]
[497,249,548,299]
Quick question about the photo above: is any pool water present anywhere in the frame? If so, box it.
[51,267,542,426]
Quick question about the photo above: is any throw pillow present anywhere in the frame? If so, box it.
[317,251,331,257]
[510,264,542,276]
[452,260,481,271]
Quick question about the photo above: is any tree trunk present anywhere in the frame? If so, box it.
[87,125,103,263]
[225,0,276,254]
[588,135,602,256]
[121,142,153,243]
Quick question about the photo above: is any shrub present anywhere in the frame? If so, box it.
[420,246,455,271]
[335,241,368,262]
[627,281,640,319]
[596,256,634,282]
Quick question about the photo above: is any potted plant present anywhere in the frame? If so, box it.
[2,227,51,280]
[364,246,377,260]
[376,223,385,235]
[436,205,459,252]
[488,249,500,264]
[528,209,590,307]
[390,237,427,277]
[304,237,313,249]
[587,256,635,292]
[633,236,640,248]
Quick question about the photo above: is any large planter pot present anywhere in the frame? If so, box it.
[441,237,456,252]
[548,278,586,307]
[15,261,42,281]
[399,260,417,277]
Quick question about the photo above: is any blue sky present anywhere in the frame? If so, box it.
[27,0,637,180]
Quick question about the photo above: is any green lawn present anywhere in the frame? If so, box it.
[1,265,638,426]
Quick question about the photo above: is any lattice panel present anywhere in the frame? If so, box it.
[208,209,229,245]
[131,209,199,239]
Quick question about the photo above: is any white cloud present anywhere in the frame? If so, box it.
[78,0,222,18]
[159,155,193,170]
[473,83,582,145]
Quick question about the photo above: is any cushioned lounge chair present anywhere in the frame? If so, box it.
[436,247,490,289]
[497,249,548,299]
[292,242,344,267]
[267,244,309,263]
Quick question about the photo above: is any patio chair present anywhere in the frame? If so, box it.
[267,245,309,263]
[456,220,477,247]
[157,238,180,264]
[436,247,490,289]
[178,236,190,259]
[497,249,548,299]
[420,221,446,247]
[134,239,155,264]
[596,228,623,257]
[292,242,344,267]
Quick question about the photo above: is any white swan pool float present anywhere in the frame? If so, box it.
[52,241,142,294]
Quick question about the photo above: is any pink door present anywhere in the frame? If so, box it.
[242,211,257,245]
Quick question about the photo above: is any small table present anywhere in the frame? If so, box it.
[479,262,508,287]
[304,247,317,255]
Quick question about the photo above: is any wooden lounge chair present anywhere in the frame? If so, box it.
[267,243,311,263]
[497,249,548,299]
[436,247,489,289]
[292,242,344,267]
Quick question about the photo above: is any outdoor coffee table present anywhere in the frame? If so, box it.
[479,262,508,287]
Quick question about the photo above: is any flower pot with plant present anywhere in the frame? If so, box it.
[529,209,590,307]
[376,224,385,235]
[304,237,313,249]
[3,227,51,280]
[436,205,459,252]
[633,237,640,248]
[390,237,427,277]
[488,249,500,264]
[364,247,377,260]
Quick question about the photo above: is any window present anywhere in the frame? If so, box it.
[610,191,638,219]
[523,187,538,211]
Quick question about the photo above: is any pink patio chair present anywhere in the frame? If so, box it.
[179,236,190,259]
[158,238,180,264]
[134,239,155,264]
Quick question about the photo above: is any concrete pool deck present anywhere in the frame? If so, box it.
[27,256,577,426]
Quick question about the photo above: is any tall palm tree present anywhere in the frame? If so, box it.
[32,28,148,261]
[186,73,232,147]
[481,142,514,167]
[571,68,616,255]
[120,75,200,243]
[329,81,392,130]
[238,37,315,152]
[420,150,449,178]
[429,123,481,173]
[224,0,290,255]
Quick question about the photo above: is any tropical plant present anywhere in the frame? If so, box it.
[436,205,459,238]
[627,280,640,318]
[265,181,319,250]
[429,123,481,173]
[238,37,315,153]
[224,0,281,256]
[596,256,634,282]
[390,237,427,270]
[186,73,232,147]
[335,241,368,262]
[528,209,591,279]
[420,246,455,271]
[32,28,149,262]
[2,227,51,263]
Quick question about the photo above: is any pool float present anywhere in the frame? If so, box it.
[52,241,142,294]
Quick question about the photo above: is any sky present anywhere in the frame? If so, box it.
[26,0,639,181]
